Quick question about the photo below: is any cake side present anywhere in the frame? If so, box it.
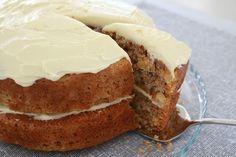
[0,58,134,114]
[0,99,138,151]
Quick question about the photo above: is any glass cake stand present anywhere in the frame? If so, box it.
[0,64,207,157]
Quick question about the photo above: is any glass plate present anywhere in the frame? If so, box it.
[174,64,208,157]
[0,65,207,157]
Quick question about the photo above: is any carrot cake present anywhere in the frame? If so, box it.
[0,0,191,151]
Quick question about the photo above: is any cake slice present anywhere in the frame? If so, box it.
[103,23,191,138]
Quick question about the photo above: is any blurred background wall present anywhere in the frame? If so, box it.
[127,0,236,23]
[162,0,236,22]
[124,0,236,35]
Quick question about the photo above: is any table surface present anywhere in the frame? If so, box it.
[1,1,236,157]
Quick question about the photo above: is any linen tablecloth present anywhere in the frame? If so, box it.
[0,0,236,156]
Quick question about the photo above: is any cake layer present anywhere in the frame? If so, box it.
[103,23,191,76]
[0,0,154,28]
[0,99,138,151]
[0,58,134,114]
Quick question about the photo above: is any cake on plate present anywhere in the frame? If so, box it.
[0,0,191,151]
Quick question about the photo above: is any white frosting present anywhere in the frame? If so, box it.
[134,85,160,107]
[103,23,192,77]
[0,96,133,121]
[0,13,130,86]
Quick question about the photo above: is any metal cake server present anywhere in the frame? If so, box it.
[139,104,236,143]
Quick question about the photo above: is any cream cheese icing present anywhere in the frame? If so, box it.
[0,13,130,87]
[134,85,160,107]
[103,23,192,77]
[0,95,133,121]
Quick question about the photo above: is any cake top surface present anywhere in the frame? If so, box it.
[103,23,192,76]
[0,0,155,87]
[0,13,131,87]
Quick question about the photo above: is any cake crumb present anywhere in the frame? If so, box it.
[154,135,159,140]
[143,140,151,146]
[156,143,162,150]
[166,142,173,151]
[137,140,152,155]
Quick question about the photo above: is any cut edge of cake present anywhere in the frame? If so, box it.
[102,23,191,137]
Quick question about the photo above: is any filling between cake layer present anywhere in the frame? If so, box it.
[134,82,183,106]
[134,85,160,108]
[0,96,132,121]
